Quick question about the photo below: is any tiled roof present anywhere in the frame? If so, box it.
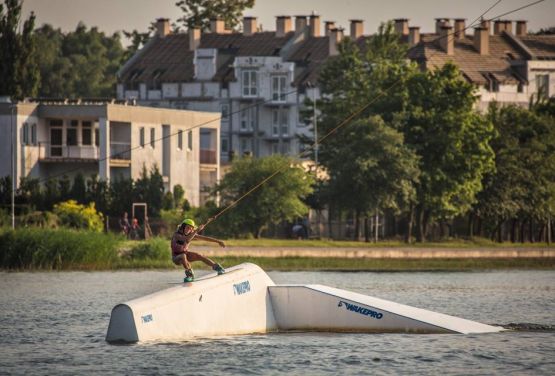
[408,33,527,84]
[288,36,331,86]
[519,35,555,59]
[120,31,295,84]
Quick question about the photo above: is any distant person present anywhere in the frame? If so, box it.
[292,223,305,240]
[129,217,141,240]
[171,218,226,282]
[119,212,130,237]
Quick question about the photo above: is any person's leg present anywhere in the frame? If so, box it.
[186,252,215,268]
[187,252,225,274]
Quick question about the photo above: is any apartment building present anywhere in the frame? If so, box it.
[402,18,555,111]
[0,99,220,207]
[117,15,341,163]
[117,16,554,167]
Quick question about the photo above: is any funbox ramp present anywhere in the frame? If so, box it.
[106,263,502,343]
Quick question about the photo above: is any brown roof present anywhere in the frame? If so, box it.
[408,33,527,84]
[288,36,331,86]
[519,35,555,59]
[120,31,295,84]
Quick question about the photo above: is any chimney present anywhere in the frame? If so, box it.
[454,18,466,40]
[394,18,409,36]
[243,16,257,36]
[503,20,513,34]
[493,20,505,35]
[439,25,454,55]
[325,21,336,36]
[474,26,489,55]
[329,28,344,56]
[516,20,527,36]
[409,26,420,47]
[188,27,201,51]
[480,18,491,32]
[295,15,308,33]
[435,18,450,34]
[350,19,363,40]
[276,16,292,37]
[156,18,170,38]
[210,18,225,33]
[309,14,321,37]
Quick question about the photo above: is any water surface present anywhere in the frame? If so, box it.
[0,270,553,375]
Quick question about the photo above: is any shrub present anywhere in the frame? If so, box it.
[0,228,122,269]
[127,237,170,261]
[18,211,59,228]
[53,200,104,232]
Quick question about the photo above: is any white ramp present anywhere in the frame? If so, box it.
[106,263,277,343]
[269,285,503,334]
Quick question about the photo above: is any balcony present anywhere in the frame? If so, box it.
[38,142,99,162]
[200,149,217,165]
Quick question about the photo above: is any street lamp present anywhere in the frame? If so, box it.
[10,100,15,229]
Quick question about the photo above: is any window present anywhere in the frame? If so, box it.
[95,129,99,146]
[272,143,279,155]
[240,138,252,154]
[240,104,255,131]
[70,119,79,127]
[272,109,289,136]
[22,123,29,145]
[537,74,549,99]
[49,119,63,127]
[82,121,92,145]
[221,137,229,153]
[282,141,290,154]
[187,130,193,150]
[272,75,287,101]
[150,128,155,148]
[67,128,77,146]
[221,104,229,120]
[140,127,145,147]
[31,123,36,145]
[281,110,289,136]
[178,130,183,150]
[242,70,258,97]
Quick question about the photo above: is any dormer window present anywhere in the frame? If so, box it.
[242,70,258,97]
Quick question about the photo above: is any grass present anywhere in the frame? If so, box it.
[197,256,555,271]
[193,237,555,248]
[1,228,553,271]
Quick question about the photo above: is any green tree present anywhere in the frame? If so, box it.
[34,22,126,98]
[473,103,555,242]
[400,63,495,241]
[0,0,39,98]
[70,173,87,204]
[214,155,314,238]
[175,0,255,31]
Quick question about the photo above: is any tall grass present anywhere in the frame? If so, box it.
[0,228,122,270]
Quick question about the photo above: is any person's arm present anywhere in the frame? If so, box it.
[194,234,225,247]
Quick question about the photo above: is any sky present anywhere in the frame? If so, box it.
[22,0,555,42]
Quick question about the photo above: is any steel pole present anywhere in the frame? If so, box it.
[11,104,15,229]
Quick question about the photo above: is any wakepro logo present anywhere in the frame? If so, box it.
[233,280,251,295]
[141,314,153,324]
[338,300,383,319]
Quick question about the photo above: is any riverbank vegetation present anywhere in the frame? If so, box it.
[1,228,553,271]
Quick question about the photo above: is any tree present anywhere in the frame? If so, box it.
[175,0,255,31]
[399,63,495,241]
[214,155,314,238]
[310,22,419,240]
[473,103,555,242]
[0,0,40,98]
[34,22,126,98]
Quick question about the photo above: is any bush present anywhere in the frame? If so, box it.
[127,237,170,261]
[18,211,59,228]
[53,200,104,232]
[0,228,122,269]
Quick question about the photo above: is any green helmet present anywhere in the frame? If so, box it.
[181,218,196,228]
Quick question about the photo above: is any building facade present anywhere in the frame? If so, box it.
[0,100,220,207]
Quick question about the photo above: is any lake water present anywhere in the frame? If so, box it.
[0,269,554,375]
